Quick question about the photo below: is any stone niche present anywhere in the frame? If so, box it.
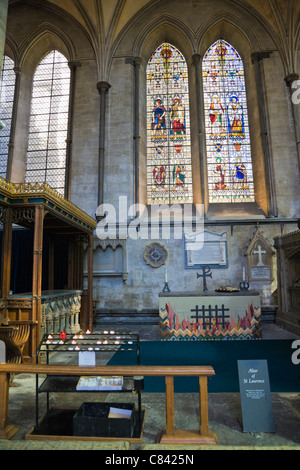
[274,223,300,336]
[245,227,275,283]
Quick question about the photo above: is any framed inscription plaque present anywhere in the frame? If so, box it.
[185,230,228,269]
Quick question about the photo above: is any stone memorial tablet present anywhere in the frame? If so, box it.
[185,230,228,268]
[238,359,275,433]
[251,267,271,280]
[245,228,275,282]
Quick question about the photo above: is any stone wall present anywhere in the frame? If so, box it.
[4,0,300,316]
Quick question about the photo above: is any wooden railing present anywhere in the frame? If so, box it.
[0,363,217,445]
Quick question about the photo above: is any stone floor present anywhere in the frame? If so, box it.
[4,322,300,449]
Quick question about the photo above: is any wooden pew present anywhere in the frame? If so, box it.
[0,363,217,445]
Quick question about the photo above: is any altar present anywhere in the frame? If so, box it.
[159,291,261,340]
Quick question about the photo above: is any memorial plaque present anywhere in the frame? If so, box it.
[0,340,5,363]
[251,267,271,280]
[185,230,228,268]
[238,359,275,433]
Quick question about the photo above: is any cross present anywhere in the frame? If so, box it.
[196,266,212,291]
[253,244,266,266]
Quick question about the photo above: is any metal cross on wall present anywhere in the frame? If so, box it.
[196,266,212,291]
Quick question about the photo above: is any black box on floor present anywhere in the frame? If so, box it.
[73,402,136,437]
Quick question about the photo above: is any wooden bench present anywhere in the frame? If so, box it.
[0,363,217,445]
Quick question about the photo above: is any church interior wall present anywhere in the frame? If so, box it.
[2,0,300,320]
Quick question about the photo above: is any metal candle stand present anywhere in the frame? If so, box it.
[239,281,250,291]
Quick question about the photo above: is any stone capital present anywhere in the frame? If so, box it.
[97,81,111,94]
[192,54,201,66]
[68,61,81,69]
[251,51,272,64]
[284,73,300,88]
[125,57,142,66]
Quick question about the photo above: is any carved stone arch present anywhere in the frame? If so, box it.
[132,15,195,63]
[120,19,200,206]
[197,11,260,58]
[197,18,270,216]
[295,15,300,73]
[18,23,76,74]
[4,35,18,65]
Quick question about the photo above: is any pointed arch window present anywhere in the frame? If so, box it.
[26,50,70,195]
[146,43,193,204]
[202,39,255,203]
[0,55,15,179]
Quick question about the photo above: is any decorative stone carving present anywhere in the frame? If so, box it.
[143,242,168,268]
[40,291,82,336]
[245,227,275,281]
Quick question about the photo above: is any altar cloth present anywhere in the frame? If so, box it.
[159,291,261,340]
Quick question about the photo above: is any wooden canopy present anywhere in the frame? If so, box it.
[0,177,96,361]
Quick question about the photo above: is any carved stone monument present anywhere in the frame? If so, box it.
[245,228,275,282]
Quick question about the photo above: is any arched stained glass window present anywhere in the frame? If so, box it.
[26,50,70,195]
[0,55,15,179]
[146,43,193,205]
[202,39,255,203]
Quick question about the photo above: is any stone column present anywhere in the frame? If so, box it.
[0,0,8,77]
[65,61,81,200]
[6,67,21,181]
[251,52,278,217]
[97,81,111,208]
[192,54,206,208]
[285,73,300,173]
[0,0,8,133]
[133,58,142,206]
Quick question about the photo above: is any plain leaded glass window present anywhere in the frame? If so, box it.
[0,55,15,179]
[26,50,70,195]
[146,43,193,205]
[202,39,255,203]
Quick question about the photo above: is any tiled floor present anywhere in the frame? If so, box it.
[4,322,300,449]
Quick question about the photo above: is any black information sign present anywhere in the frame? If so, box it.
[237,359,275,433]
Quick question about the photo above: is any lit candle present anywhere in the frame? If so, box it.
[165,267,168,282]
[243,267,246,281]
[86,330,91,334]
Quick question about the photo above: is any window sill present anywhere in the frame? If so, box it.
[205,202,266,221]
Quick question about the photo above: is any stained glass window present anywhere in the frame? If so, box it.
[26,50,70,195]
[202,39,255,203]
[146,43,193,205]
[0,55,15,179]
